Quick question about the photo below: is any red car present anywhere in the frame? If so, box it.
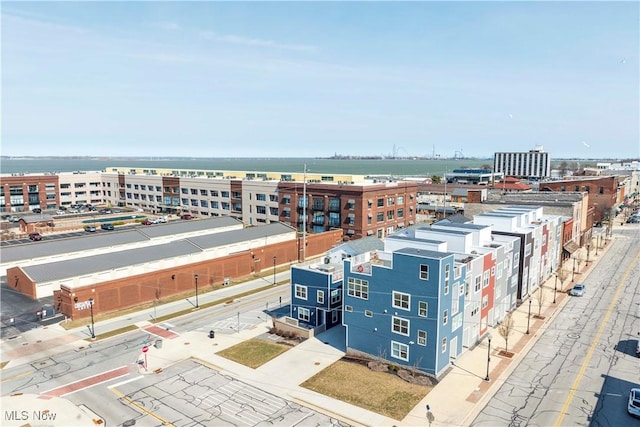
[142,220,153,225]
[29,232,42,241]
[181,214,192,220]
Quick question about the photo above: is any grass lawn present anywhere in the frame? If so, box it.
[301,359,431,421]
[216,338,290,368]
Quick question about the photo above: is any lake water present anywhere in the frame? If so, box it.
[0,157,495,177]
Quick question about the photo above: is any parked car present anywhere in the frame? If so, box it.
[569,283,586,297]
[8,215,19,222]
[84,225,97,232]
[141,220,153,225]
[628,388,640,417]
[32,208,42,214]
[99,209,112,214]
[156,216,167,223]
[101,223,114,231]
[28,232,42,241]
[181,214,192,220]
[627,216,640,224]
[55,210,66,215]
[1,215,11,220]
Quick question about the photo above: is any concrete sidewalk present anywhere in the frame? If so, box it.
[401,229,614,426]
[1,225,618,427]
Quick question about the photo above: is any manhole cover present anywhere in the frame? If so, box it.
[567,333,580,339]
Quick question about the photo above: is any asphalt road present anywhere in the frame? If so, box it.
[471,225,640,427]
[0,284,348,427]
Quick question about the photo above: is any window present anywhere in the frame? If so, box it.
[397,208,404,218]
[317,290,324,304]
[377,198,384,207]
[474,275,481,292]
[256,193,266,201]
[391,341,409,361]
[397,196,404,204]
[210,190,219,197]
[221,191,229,198]
[419,264,429,280]
[365,310,373,317]
[497,264,503,279]
[452,298,459,315]
[483,271,490,288]
[442,337,447,353]
[452,314,462,331]
[392,291,410,310]
[392,316,410,336]
[298,307,310,322]
[331,289,341,304]
[418,301,428,317]
[491,266,495,277]
[525,243,532,257]
[347,277,369,299]
[482,294,489,308]
[598,186,604,194]
[295,285,307,300]
[377,212,384,222]
[443,310,448,325]
[417,330,427,346]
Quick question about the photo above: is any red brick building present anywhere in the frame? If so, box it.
[541,176,621,222]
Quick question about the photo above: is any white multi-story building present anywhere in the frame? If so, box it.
[493,146,551,180]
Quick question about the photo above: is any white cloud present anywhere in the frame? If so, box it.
[200,30,317,52]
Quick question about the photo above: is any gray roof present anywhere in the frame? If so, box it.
[328,236,384,257]
[20,214,55,223]
[2,230,148,263]
[23,240,199,282]
[2,217,243,264]
[395,247,453,259]
[20,221,296,284]
[188,222,295,250]
[434,214,472,224]
[137,216,241,238]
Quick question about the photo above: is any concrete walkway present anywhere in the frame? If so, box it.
[1,224,618,427]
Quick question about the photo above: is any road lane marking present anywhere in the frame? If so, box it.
[40,365,130,397]
[554,252,639,426]
[110,386,176,426]
[109,375,144,388]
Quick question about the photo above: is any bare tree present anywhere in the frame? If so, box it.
[535,284,545,317]
[498,312,515,353]
[557,267,568,291]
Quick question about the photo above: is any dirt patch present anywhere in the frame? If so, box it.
[498,350,515,358]
[533,314,546,320]
[302,359,431,420]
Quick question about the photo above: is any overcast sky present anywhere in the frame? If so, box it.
[2,1,638,159]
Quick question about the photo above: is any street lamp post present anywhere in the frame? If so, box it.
[273,256,277,285]
[194,274,199,308]
[89,297,95,339]
[572,256,576,282]
[553,273,557,304]
[595,235,599,255]
[586,244,590,266]
[526,298,532,334]
[485,334,492,381]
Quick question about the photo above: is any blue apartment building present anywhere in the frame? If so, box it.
[290,263,343,328]
[343,248,466,377]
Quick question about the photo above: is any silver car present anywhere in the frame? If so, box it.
[629,388,640,417]
[569,284,586,297]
